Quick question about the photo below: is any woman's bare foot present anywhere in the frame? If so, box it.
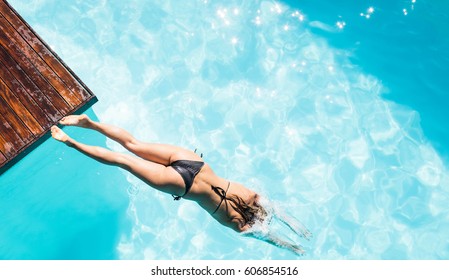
[51,126,71,144]
[59,114,91,128]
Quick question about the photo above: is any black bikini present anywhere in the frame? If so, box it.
[170,159,230,214]
[171,160,205,200]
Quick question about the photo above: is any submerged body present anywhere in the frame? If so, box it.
[51,114,310,255]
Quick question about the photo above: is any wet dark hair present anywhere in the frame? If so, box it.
[227,194,267,227]
[212,185,267,228]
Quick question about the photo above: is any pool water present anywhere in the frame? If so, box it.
[1,0,448,259]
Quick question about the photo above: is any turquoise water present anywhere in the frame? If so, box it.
[1,0,448,259]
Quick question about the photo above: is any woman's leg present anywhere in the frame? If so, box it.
[51,126,184,194]
[58,115,197,165]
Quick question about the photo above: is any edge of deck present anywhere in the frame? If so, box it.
[0,0,98,175]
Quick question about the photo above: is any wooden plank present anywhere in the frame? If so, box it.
[0,60,53,129]
[0,77,43,134]
[0,116,25,157]
[0,1,92,101]
[0,14,83,107]
[0,150,6,165]
[0,131,16,158]
[0,44,65,120]
[0,92,33,145]
[0,29,73,114]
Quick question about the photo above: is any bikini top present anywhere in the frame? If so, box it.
[211,181,231,214]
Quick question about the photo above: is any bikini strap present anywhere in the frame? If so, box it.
[211,181,231,214]
[194,148,203,158]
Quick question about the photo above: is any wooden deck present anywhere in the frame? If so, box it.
[0,0,97,173]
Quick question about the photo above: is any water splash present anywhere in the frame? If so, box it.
[243,196,313,256]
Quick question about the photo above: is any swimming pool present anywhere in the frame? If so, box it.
[1,0,448,259]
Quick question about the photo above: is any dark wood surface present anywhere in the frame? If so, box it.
[0,0,97,173]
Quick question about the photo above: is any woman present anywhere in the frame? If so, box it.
[51,114,311,255]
